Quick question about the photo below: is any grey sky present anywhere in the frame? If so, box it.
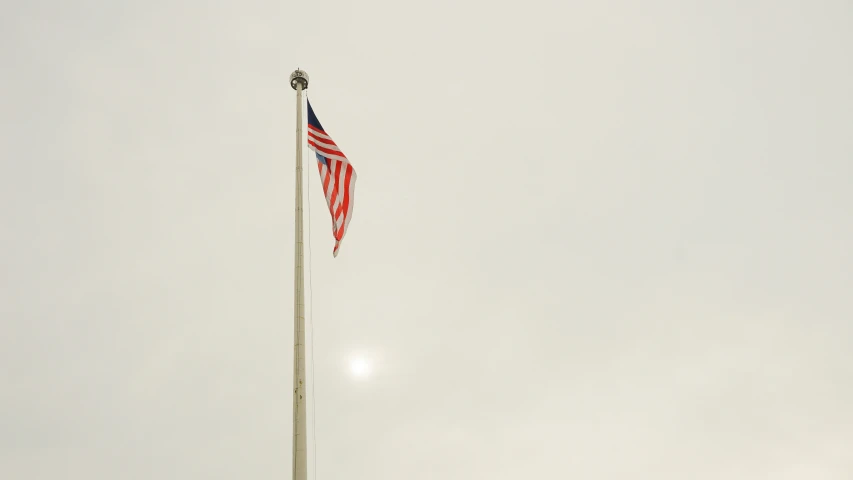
[2,0,852,478]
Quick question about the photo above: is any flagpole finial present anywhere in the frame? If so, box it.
[290,69,309,90]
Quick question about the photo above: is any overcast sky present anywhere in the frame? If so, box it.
[2,0,852,478]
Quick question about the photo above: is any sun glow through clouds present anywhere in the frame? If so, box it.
[349,357,371,379]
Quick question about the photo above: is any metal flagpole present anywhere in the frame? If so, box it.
[290,69,309,480]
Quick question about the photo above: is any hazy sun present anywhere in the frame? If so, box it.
[349,357,371,378]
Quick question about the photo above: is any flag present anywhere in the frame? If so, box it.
[306,99,357,257]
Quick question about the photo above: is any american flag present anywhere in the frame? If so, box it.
[306,99,357,257]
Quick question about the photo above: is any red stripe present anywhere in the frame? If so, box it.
[307,124,327,136]
[334,171,346,217]
[333,162,347,221]
[307,132,339,149]
[335,165,354,240]
[309,139,345,158]
[307,128,340,148]
[328,159,342,223]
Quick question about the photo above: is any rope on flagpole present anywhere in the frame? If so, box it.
[305,93,319,480]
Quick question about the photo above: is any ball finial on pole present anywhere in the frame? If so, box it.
[290,69,309,90]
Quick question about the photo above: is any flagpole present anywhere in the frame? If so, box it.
[290,69,309,480]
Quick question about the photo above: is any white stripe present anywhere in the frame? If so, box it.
[317,161,334,206]
[307,126,333,141]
